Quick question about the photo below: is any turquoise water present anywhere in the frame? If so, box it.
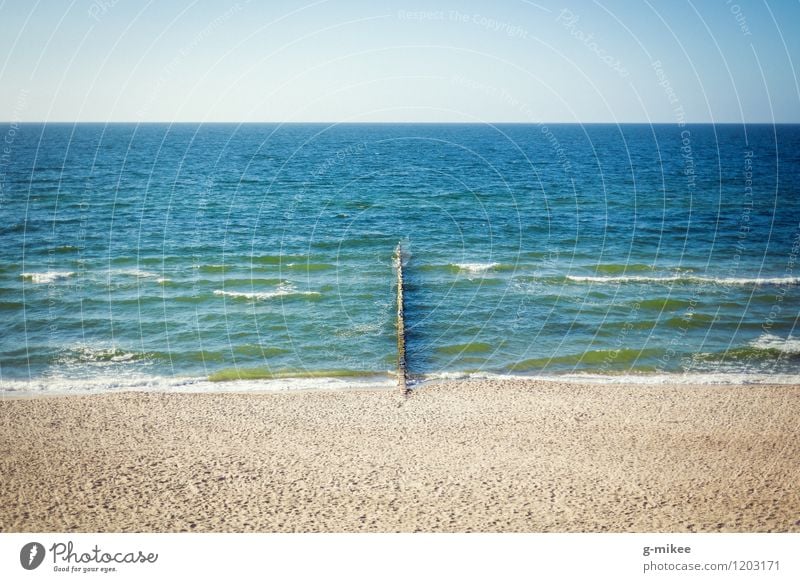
[2,123,800,392]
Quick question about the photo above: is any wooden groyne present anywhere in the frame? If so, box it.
[394,243,408,393]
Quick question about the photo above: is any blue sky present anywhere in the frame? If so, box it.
[1,0,798,122]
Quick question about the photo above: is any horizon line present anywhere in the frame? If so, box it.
[5,120,800,125]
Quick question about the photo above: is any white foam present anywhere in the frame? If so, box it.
[549,372,800,385]
[214,282,319,301]
[566,274,800,286]
[750,334,800,354]
[418,370,800,385]
[66,346,136,363]
[567,275,683,284]
[454,262,498,273]
[4,368,797,396]
[53,345,153,371]
[21,271,74,284]
[722,276,800,285]
[107,269,160,279]
[0,374,394,396]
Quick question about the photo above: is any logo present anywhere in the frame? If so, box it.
[20,542,46,570]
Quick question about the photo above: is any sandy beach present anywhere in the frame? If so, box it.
[1,379,798,532]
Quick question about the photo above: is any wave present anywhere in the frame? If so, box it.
[4,367,797,396]
[566,274,684,284]
[454,262,499,273]
[107,269,160,278]
[53,346,293,367]
[213,282,320,301]
[421,370,800,385]
[509,348,664,371]
[0,373,395,395]
[749,333,800,354]
[21,271,74,284]
[54,345,153,366]
[207,367,387,382]
[565,274,800,286]
[195,258,334,272]
[681,335,800,365]
[398,262,512,276]
[539,372,800,385]
[738,334,800,357]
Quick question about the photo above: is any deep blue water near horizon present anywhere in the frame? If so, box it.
[2,122,800,392]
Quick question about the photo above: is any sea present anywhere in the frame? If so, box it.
[2,123,800,394]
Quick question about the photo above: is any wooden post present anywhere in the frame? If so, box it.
[394,243,408,393]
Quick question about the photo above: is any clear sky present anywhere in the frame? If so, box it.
[1,0,798,122]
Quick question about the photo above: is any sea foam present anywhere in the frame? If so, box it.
[749,334,800,354]
[453,262,499,276]
[566,274,800,286]
[213,282,319,300]
[21,271,74,284]
[0,373,394,396]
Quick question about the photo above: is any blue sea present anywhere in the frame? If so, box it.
[2,123,800,394]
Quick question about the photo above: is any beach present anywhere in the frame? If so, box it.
[1,378,798,533]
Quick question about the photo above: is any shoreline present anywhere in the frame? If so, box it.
[4,370,800,400]
[1,378,798,533]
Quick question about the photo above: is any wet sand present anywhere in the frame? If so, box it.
[1,379,798,532]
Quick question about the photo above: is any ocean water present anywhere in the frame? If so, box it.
[2,122,800,393]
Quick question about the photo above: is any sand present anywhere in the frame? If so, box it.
[1,379,798,532]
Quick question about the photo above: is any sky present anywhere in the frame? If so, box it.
[1,0,799,123]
